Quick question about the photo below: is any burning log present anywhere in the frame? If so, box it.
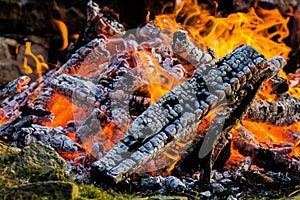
[232,126,292,172]
[245,93,300,126]
[0,76,31,101]
[90,44,286,184]
[0,75,31,121]
[66,0,125,58]
[175,54,285,182]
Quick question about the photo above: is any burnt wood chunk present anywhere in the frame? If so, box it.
[91,45,286,184]
[172,30,215,67]
[245,93,300,126]
[16,124,84,153]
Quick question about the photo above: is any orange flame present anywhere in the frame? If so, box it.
[135,50,173,103]
[146,10,151,23]
[155,0,291,60]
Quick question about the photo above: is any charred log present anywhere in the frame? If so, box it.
[0,90,29,121]
[245,93,300,126]
[65,0,124,59]
[192,54,285,182]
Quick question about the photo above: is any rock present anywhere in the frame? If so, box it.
[0,37,22,85]
[3,181,79,200]
[0,141,20,163]
[12,141,66,180]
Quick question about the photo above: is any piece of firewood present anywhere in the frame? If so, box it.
[90,45,285,184]
[0,76,30,101]
[245,93,300,126]
[65,0,125,59]
[232,126,292,172]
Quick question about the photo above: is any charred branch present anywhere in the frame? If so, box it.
[0,90,30,121]
[65,0,124,58]
[0,76,31,101]
[245,93,300,126]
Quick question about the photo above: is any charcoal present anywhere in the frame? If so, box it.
[0,109,83,154]
[245,93,300,126]
[50,74,97,108]
[76,108,110,143]
[17,124,84,153]
[210,182,225,193]
[91,45,286,184]
[0,76,31,121]
[136,21,161,42]
[0,105,53,141]
[252,147,291,172]
[267,74,289,94]
[58,37,110,77]
[141,175,188,194]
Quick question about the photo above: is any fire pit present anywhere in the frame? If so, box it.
[0,0,300,199]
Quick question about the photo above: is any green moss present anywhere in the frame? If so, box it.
[76,184,138,200]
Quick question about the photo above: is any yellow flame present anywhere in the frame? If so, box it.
[156,1,291,59]
[23,57,33,74]
[23,42,49,78]
[52,18,69,51]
